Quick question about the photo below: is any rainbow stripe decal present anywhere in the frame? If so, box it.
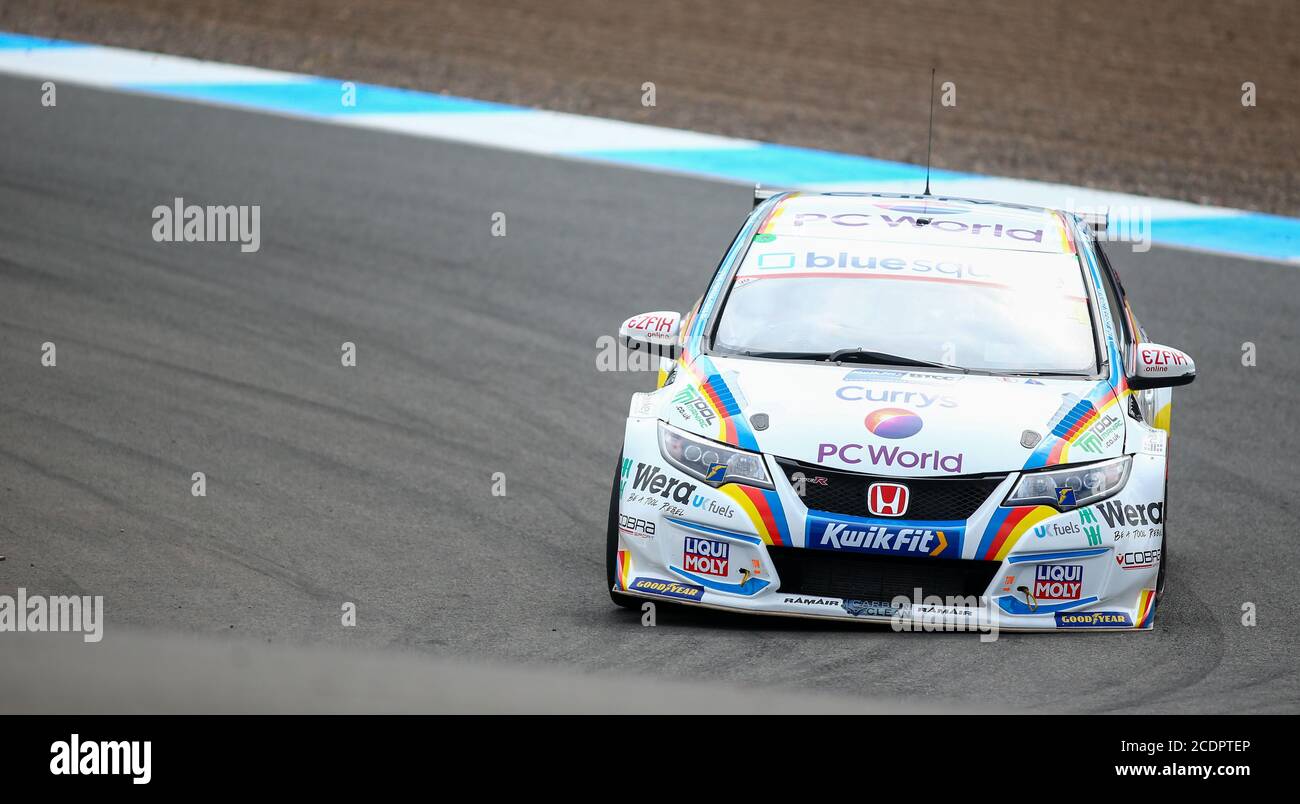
[1020,223,1133,470]
[615,549,631,591]
[679,358,747,448]
[1026,382,1126,469]
[975,505,1058,561]
[1050,399,1100,441]
[717,483,789,546]
[676,351,790,546]
[1135,588,1157,629]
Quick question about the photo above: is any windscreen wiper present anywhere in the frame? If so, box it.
[824,348,969,372]
[735,348,968,372]
[736,350,833,360]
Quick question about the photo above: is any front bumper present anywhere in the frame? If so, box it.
[614,417,1164,632]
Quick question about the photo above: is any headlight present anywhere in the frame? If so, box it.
[1003,456,1131,511]
[657,421,773,489]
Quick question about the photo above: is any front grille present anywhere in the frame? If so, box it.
[768,547,1001,601]
[776,458,1004,520]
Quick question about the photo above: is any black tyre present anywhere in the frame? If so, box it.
[1155,477,1169,604]
[606,451,640,609]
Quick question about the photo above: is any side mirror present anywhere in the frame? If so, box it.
[1130,342,1196,389]
[619,311,681,359]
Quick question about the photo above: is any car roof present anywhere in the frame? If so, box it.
[755,192,1078,255]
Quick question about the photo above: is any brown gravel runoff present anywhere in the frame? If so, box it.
[4,0,1297,215]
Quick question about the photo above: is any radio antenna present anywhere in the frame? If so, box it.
[923,67,936,197]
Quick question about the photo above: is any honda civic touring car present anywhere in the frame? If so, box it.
[605,191,1195,632]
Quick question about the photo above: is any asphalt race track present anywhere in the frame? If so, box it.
[2,76,1298,713]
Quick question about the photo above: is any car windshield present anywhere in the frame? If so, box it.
[711,236,1098,375]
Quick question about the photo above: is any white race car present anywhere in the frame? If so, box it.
[606,191,1195,631]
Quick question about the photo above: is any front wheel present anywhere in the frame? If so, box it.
[606,451,639,609]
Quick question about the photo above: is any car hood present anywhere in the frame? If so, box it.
[670,355,1124,476]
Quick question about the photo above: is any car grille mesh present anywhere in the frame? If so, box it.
[768,547,1002,602]
[776,458,1004,520]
